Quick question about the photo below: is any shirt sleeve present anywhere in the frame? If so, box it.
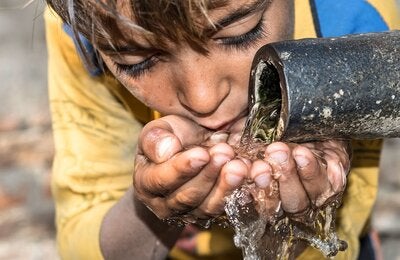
[45,9,143,259]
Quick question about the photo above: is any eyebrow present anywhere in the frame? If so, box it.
[214,0,271,29]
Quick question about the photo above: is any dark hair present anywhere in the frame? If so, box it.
[47,0,230,50]
[46,0,234,71]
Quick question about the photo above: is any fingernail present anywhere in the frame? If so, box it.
[269,151,288,164]
[190,159,208,170]
[226,173,243,187]
[255,173,269,188]
[157,137,173,159]
[213,154,231,167]
[209,131,229,143]
[294,156,309,168]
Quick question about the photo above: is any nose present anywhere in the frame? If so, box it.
[173,51,230,116]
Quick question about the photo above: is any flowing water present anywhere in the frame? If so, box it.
[224,99,348,259]
[167,62,348,258]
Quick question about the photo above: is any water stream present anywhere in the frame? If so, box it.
[224,99,348,259]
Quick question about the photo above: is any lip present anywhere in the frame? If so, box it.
[201,110,248,131]
[215,120,236,132]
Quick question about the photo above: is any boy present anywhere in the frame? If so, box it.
[44,0,399,259]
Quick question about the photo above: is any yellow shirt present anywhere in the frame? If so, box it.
[45,1,400,259]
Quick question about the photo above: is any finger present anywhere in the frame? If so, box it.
[135,146,210,196]
[139,116,211,163]
[292,145,330,203]
[321,140,351,155]
[311,149,346,207]
[191,159,248,218]
[300,140,350,174]
[175,236,197,254]
[265,142,309,213]
[165,143,235,214]
[322,146,351,174]
[324,149,347,193]
[250,159,273,188]
[313,140,351,172]
[139,126,183,163]
[202,131,229,147]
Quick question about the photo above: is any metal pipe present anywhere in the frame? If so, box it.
[249,31,400,142]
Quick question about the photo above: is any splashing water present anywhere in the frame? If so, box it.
[224,99,348,259]
[225,184,347,259]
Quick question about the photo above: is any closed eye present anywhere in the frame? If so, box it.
[215,16,267,51]
[112,54,161,79]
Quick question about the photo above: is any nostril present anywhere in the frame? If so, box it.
[174,61,231,116]
[178,98,217,117]
[177,85,230,116]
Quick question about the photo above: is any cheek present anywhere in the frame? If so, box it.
[122,78,176,112]
[103,59,176,111]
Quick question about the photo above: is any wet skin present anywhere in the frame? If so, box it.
[98,0,350,223]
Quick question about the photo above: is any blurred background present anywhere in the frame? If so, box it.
[0,0,399,259]
[0,0,56,259]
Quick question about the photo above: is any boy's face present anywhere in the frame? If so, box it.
[99,0,293,133]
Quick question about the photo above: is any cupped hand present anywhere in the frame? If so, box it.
[133,115,249,220]
[249,140,350,215]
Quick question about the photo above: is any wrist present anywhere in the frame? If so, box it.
[100,187,182,259]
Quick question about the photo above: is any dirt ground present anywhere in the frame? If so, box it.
[0,1,399,259]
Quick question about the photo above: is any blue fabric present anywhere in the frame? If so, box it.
[312,0,389,37]
[63,24,103,76]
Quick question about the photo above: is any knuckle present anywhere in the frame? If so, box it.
[199,206,223,218]
[155,180,170,195]
[134,165,172,197]
[175,195,196,209]
[315,190,335,207]
[170,203,193,215]
[280,162,296,175]
[196,200,224,218]
[170,191,201,213]
[178,166,198,180]
[136,196,171,219]
[142,175,170,197]
[133,186,148,201]
[299,169,317,181]
[154,206,173,219]
[325,156,341,169]
[201,169,219,183]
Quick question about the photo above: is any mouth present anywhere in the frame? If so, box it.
[202,110,248,132]
[215,120,237,132]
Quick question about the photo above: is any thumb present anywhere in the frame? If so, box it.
[138,115,211,163]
